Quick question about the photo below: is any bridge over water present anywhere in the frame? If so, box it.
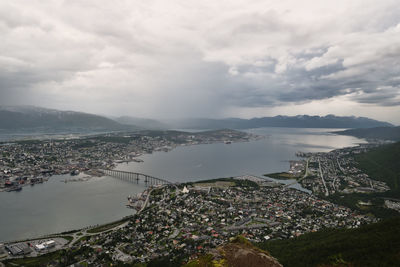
[102,169,173,185]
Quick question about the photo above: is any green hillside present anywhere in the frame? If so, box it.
[325,142,400,219]
[262,143,400,266]
[355,142,400,191]
[257,216,400,267]
[335,126,400,141]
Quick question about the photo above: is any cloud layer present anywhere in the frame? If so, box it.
[0,0,399,123]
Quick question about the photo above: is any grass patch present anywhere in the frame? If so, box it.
[193,177,259,189]
[86,219,127,234]
[76,235,91,243]
[264,172,296,180]
[195,181,235,188]
[183,254,214,267]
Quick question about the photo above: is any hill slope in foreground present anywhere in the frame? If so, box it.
[184,236,282,267]
[257,216,400,267]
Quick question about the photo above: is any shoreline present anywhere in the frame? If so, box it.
[0,133,261,243]
[0,130,261,194]
[1,171,379,264]
[1,172,303,245]
[0,131,369,249]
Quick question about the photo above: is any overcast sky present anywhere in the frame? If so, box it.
[1,0,399,124]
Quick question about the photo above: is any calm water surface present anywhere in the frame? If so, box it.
[116,127,366,182]
[0,128,366,242]
[0,175,145,242]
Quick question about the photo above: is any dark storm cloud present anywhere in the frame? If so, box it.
[0,0,399,122]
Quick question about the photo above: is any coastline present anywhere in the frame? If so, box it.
[0,171,308,245]
[0,128,370,253]
[0,131,261,243]
[0,129,261,194]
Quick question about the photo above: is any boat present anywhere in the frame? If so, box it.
[127,195,139,203]
[70,170,80,176]
[6,185,22,192]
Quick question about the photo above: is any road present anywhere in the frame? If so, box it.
[68,221,129,247]
[318,158,329,196]
[336,157,345,173]
[138,187,155,214]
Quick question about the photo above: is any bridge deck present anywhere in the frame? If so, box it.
[102,169,173,185]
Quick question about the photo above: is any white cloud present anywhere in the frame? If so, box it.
[0,0,399,123]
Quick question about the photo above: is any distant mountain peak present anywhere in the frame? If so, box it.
[173,115,393,129]
[0,106,139,133]
[114,116,168,130]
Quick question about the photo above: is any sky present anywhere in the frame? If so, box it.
[0,0,400,124]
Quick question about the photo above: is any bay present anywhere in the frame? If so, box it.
[0,174,145,242]
[115,127,366,182]
[0,127,366,242]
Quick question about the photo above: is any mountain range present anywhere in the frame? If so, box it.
[0,106,395,134]
[0,106,135,133]
[113,116,169,130]
[171,115,393,129]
